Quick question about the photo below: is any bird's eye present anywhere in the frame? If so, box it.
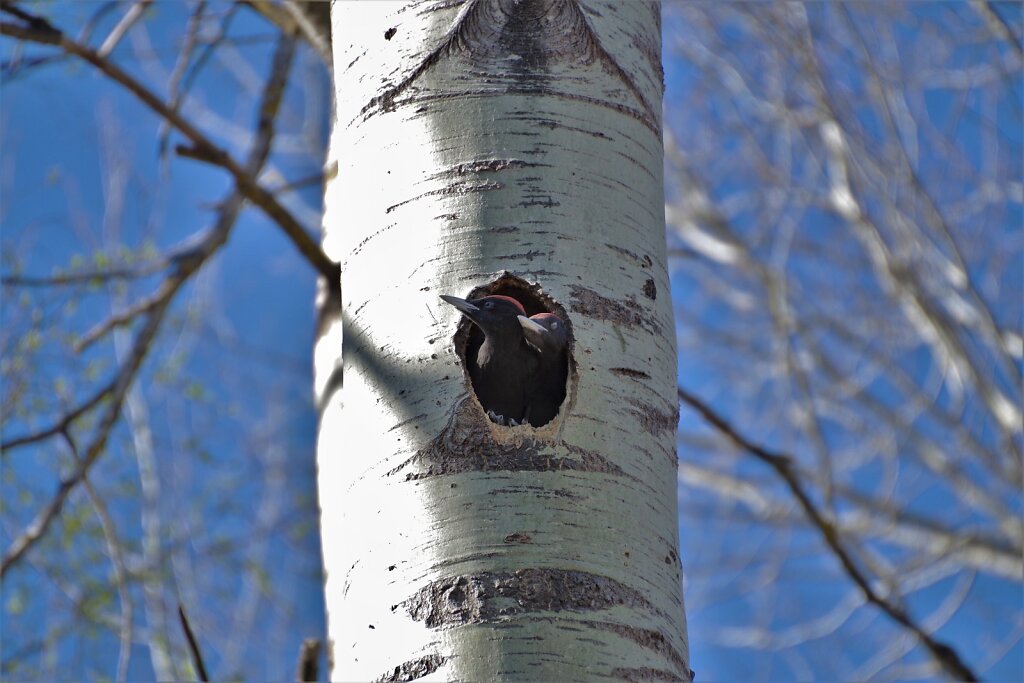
[551,321,559,328]
[484,301,494,309]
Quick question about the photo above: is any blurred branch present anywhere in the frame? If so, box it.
[789,4,1022,464]
[75,279,177,352]
[677,386,980,682]
[244,0,331,69]
[667,167,1020,548]
[837,5,1022,399]
[970,0,1023,58]
[97,0,151,57]
[1,288,170,578]
[0,4,339,283]
[63,430,134,682]
[1,377,118,452]
[1,261,167,287]
[678,459,1023,580]
[178,604,210,682]
[0,29,299,577]
[158,0,209,160]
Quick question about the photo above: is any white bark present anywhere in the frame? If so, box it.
[316,1,688,680]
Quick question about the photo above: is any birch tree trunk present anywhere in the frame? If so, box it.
[316,1,689,679]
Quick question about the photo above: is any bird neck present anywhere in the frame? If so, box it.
[478,326,531,364]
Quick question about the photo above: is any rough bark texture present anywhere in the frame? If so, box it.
[316,1,688,680]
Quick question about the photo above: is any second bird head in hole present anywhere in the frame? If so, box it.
[440,293,569,428]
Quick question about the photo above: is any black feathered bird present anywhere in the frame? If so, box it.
[518,312,569,427]
[440,294,539,425]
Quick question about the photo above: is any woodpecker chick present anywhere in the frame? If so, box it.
[440,294,539,425]
[518,312,569,427]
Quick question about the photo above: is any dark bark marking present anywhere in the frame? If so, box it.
[525,115,613,139]
[430,158,542,181]
[569,285,661,335]
[420,0,466,13]
[611,667,687,683]
[381,88,655,134]
[627,398,678,438]
[610,367,651,380]
[606,243,654,268]
[375,654,446,682]
[488,484,583,501]
[643,278,657,300]
[517,194,561,208]
[504,532,533,544]
[389,397,624,480]
[403,568,657,628]
[361,0,480,117]
[389,414,429,432]
[360,0,660,134]
[469,0,596,68]
[585,621,689,679]
[385,180,502,214]
[471,0,660,129]
[503,249,550,262]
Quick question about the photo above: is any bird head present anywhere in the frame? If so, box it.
[517,312,568,353]
[440,294,527,337]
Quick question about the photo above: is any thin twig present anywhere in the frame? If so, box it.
[178,604,210,682]
[970,0,1023,58]
[159,0,208,160]
[0,8,338,282]
[75,283,171,352]
[244,0,331,69]
[1,292,170,579]
[1,377,118,452]
[0,24,299,580]
[1,260,166,287]
[97,0,151,57]
[677,386,980,682]
[71,30,293,353]
[62,430,134,682]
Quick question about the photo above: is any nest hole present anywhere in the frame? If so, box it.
[449,272,574,429]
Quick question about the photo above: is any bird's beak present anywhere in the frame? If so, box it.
[440,295,480,316]
[518,315,548,335]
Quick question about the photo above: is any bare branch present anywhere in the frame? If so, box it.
[1,261,166,287]
[178,604,210,682]
[75,281,173,352]
[244,0,331,70]
[678,386,980,682]
[0,8,339,283]
[678,459,1023,580]
[1,26,299,579]
[970,0,1023,58]
[159,0,209,160]
[62,431,134,682]
[97,0,151,58]
[1,377,117,453]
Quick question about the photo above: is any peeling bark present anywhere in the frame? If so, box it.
[317,1,688,680]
